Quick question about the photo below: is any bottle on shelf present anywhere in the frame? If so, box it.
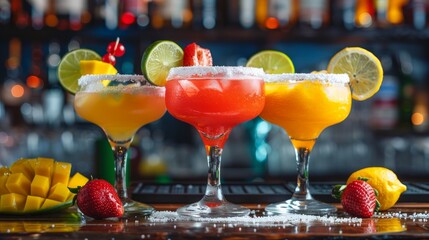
[105,0,118,29]
[255,0,299,30]
[11,0,30,28]
[375,0,389,27]
[191,0,216,29]
[54,0,70,30]
[29,0,47,29]
[299,0,330,30]
[397,50,415,130]
[412,87,429,132]
[255,0,268,29]
[87,0,106,28]
[271,0,298,29]
[43,41,64,127]
[2,38,29,127]
[238,0,256,29]
[403,0,427,30]
[354,0,375,28]
[387,0,407,25]
[330,0,356,30]
[0,0,10,25]
[26,43,45,92]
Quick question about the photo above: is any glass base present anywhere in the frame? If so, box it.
[265,198,337,216]
[177,200,250,218]
[122,198,154,217]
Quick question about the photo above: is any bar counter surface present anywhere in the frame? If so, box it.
[0,203,428,239]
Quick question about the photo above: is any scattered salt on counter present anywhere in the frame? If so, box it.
[148,211,362,225]
[374,212,429,219]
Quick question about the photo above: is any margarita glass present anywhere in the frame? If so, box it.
[260,73,351,215]
[165,66,265,218]
[74,74,166,216]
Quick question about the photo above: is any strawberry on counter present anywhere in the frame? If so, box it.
[332,178,380,218]
[71,179,124,219]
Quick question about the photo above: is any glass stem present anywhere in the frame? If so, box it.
[205,146,224,201]
[292,146,313,200]
[113,145,129,200]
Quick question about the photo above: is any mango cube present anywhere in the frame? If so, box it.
[51,162,71,186]
[23,195,45,212]
[31,175,50,198]
[80,60,118,75]
[68,172,89,189]
[0,193,26,212]
[10,159,34,181]
[0,175,9,195]
[29,157,54,179]
[41,199,61,210]
[6,173,31,195]
[66,192,75,201]
[48,183,70,202]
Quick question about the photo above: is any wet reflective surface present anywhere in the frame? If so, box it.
[0,204,428,239]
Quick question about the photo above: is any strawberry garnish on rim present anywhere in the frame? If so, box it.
[332,177,380,218]
[183,42,213,66]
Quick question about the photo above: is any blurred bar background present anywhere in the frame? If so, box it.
[0,0,429,183]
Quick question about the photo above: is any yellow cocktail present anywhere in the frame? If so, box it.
[260,73,351,215]
[74,74,166,216]
[75,89,165,142]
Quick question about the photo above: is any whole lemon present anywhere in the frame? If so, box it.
[346,167,407,211]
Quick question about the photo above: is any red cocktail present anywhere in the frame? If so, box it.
[165,66,265,218]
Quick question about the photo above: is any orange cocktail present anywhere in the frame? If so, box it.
[165,66,265,218]
[260,73,351,215]
[74,74,166,216]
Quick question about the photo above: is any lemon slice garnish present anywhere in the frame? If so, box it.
[327,47,383,101]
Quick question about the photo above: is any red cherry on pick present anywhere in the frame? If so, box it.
[102,53,116,66]
[107,42,126,57]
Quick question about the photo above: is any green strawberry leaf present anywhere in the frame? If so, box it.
[331,184,346,200]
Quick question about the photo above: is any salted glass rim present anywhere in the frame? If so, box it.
[166,66,265,80]
[265,73,350,84]
[78,74,153,87]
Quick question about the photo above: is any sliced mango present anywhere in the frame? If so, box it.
[80,60,117,86]
[24,195,45,212]
[68,172,89,189]
[80,60,117,75]
[31,175,50,198]
[51,162,72,186]
[0,158,87,214]
[48,183,70,202]
[41,199,62,210]
[0,193,26,212]
[29,157,54,179]
[10,159,34,181]
[6,173,31,195]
